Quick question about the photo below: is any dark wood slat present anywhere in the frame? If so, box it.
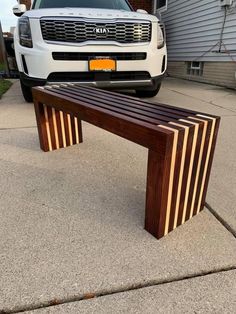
[65,85,194,119]
[34,100,50,152]
[78,119,83,143]
[70,114,77,145]
[47,87,165,125]
[45,87,185,128]
[58,86,192,124]
[50,88,204,141]
[66,84,219,118]
[76,85,196,118]
[67,85,198,115]
[145,145,173,239]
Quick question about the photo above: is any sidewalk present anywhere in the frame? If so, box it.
[0,78,235,313]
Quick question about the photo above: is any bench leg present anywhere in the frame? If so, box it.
[145,150,173,239]
[145,115,220,240]
[34,101,83,152]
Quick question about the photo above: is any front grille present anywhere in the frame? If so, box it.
[41,18,152,44]
[52,52,147,61]
[47,71,151,82]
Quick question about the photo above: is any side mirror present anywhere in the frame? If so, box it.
[13,4,27,17]
[136,9,148,14]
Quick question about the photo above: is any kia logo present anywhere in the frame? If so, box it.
[94,27,110,35]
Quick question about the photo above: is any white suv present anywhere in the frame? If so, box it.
[13,0,167,102]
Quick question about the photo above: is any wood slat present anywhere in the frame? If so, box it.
[55,109,64,148]
[65,85,195,119]
[177,124,195,226]
[184,120,204,222]
[63,84,217,117]
[169,121,190,230]
[70,114,77,145]
[46,87,180,126]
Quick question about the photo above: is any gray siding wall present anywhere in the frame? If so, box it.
[167,61,236,88]
[160,0,236,62]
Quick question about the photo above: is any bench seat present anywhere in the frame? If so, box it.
[33,84,220,239]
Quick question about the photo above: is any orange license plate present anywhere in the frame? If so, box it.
[89,58,116,72]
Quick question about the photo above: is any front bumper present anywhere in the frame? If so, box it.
[19,71,165,89]
[17,45,167,87]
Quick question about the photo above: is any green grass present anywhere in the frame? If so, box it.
[0,63,5,71]
[0,79,12,98]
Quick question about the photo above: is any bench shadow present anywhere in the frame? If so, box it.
[0,128,41,152]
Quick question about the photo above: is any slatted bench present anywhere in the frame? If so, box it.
[32,84,220,239]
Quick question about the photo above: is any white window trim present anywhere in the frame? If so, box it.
[191,63,201,70]
[190,62,203,70]
[154,0,168,13]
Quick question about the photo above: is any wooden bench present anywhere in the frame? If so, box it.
[32,84,220,239]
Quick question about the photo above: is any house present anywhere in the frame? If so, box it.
[156,0,236,89]
[129,0,153,12]
[20,0,31,10]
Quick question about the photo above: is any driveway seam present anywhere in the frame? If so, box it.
[2,267,236,314]
[166,88,236,114]
[0,126,37,131]
[206,202,236,238]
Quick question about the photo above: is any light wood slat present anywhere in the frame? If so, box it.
[74,117,79,144]
[67,114,73,146]
[189,117,208,218]
[52,108,60,149]
[43,105,52,151]
[159,125,179,235]
[179,119,199,224]
[169,122,189,229]
[196,114,217,214]
[59,111,67,148]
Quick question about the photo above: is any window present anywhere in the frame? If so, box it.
[156,0,167,11]
[187,62,204,76]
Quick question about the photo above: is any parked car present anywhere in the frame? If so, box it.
[13,0,167,102]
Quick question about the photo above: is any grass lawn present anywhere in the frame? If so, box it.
[0,79,12,98]
[0,63,5,71]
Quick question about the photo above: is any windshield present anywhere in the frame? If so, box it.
[33,0,132,11]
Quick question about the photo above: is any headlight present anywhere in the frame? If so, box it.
[157,25,164,49]
[19,16,33,48]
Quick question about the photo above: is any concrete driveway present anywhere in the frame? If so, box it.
[0,78,235,313]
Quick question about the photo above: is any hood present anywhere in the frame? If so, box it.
[24,8,159,22]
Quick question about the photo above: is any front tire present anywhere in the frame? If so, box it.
[136,83,161,98]
[20,79,33,102]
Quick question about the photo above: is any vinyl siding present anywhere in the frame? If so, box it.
[167,61,236,88]
[160,0,236,62]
